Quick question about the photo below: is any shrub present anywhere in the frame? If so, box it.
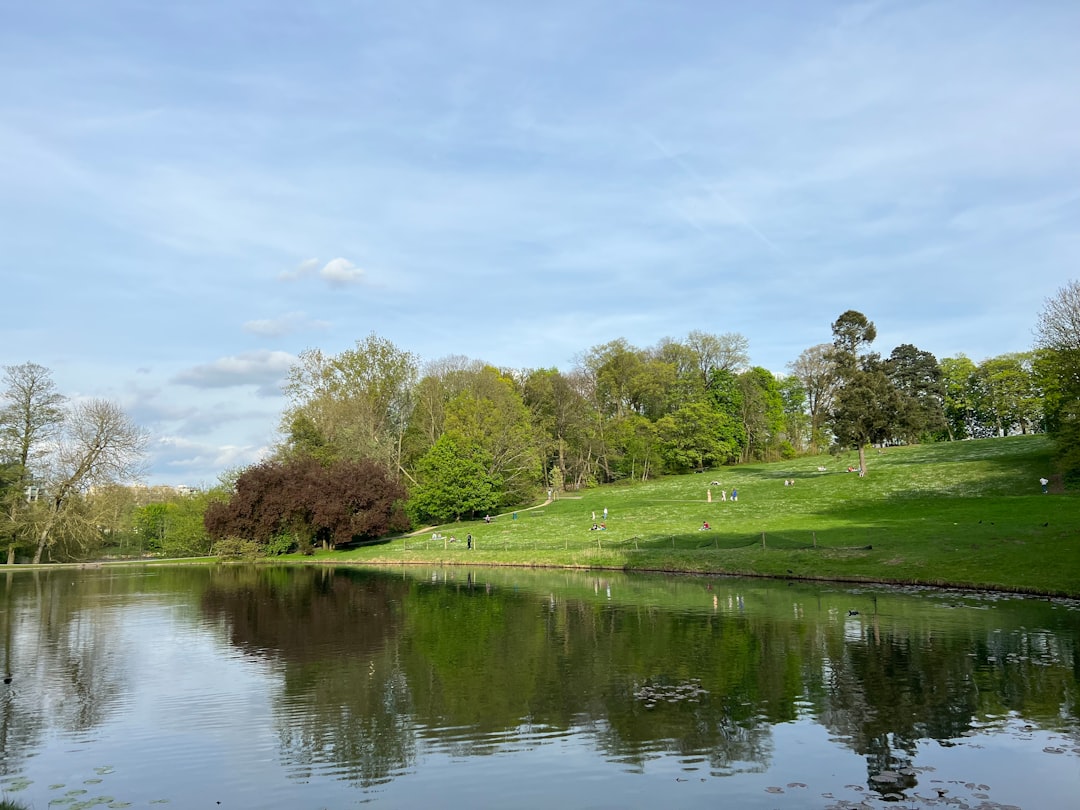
[212,537,261,560]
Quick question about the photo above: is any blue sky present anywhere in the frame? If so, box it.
[3,1,1078,486]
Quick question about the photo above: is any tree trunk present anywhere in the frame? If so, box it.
[5,545,13,565]
[558,439,566,489]
[33,500,64,565]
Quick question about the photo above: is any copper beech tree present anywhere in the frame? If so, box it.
[204,456,409,553]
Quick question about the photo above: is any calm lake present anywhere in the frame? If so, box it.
[1,565,1078,809]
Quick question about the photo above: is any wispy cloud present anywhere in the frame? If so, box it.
[152,435,271,482]
[641,128,783,255]
[3,0,1078,484]
[172,351,295,396]
[243,311,331,337]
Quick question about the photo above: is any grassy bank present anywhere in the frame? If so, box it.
[314,435,1080,596]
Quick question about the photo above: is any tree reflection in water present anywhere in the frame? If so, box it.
[0,565,1077,807]
[198,567,1080,797]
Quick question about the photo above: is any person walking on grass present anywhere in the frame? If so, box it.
[731,488,738,502]
[1040,477,1049,494]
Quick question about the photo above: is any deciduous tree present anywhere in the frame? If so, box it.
[204,456,408,552]
[282,334,418,477]
[408,433,499,523]
[1034,280,1080,478]
[0,363,66,563]
[971,353,1042,437]
[738,367,785,462]
[940,355,979,440]
[442,367,542,505]
[656,401,738,472]
[1034,279,1080,352]
[32,399,148,563]
[788,344,838,453]
[778,375,809,455]
[522,368,592,491]
[684,330,750,382]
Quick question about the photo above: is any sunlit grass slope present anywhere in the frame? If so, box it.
[324,435,1080,596]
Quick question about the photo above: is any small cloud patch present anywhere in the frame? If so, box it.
[278,257,367,286]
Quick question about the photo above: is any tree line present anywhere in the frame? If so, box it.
[4,287,1079,561]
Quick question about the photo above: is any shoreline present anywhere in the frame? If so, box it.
[7,554,1074,599]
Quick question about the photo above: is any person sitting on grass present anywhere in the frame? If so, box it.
[701,521,710,530]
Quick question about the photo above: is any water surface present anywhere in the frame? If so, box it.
[1,565,1078,808]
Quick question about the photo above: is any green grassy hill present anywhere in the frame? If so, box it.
[327,435,1080,596]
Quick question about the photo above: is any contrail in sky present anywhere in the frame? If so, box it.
[641,128,783,255]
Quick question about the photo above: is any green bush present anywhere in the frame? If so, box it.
[263,533,295,556]
[212,537,261,560]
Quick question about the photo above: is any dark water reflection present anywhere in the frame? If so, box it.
[1,565,1078,809]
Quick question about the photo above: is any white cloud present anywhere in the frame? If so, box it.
[320,257,366,286]
[277,257,367,286]
[172,351,296,394]
[243,311,331,337]
[151,435,271,485]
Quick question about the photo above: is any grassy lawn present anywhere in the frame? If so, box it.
[316,435,1080,596]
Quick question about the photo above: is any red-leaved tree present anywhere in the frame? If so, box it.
[204,456,408,552]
